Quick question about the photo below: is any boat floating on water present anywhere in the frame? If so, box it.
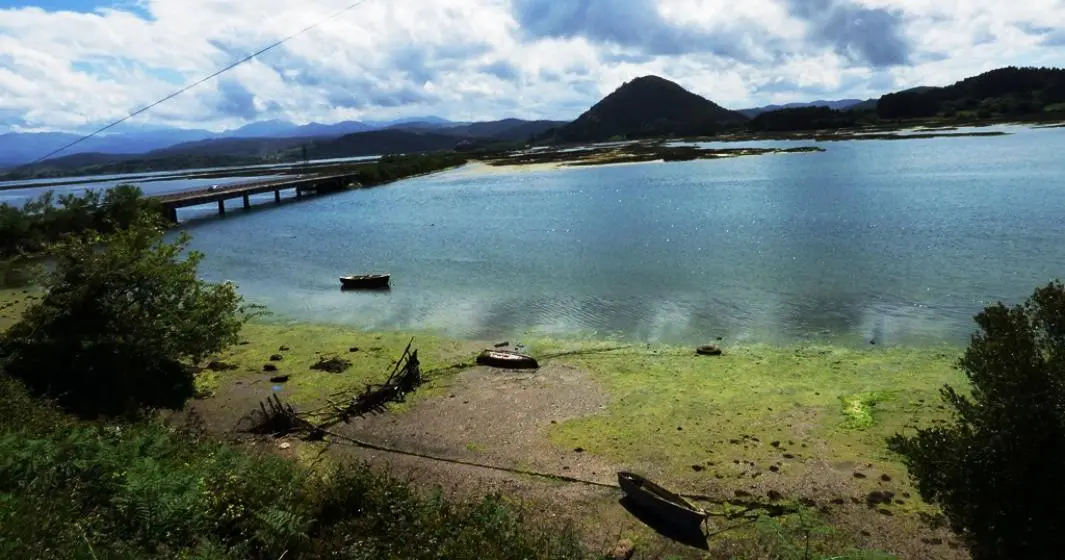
[617,471,707,529]
[339,274,391,290]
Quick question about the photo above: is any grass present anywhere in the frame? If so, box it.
[209,320,480,407]
[537,343,964,485]
[0,289,38,332]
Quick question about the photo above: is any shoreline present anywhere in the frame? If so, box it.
[9,119,1059,187]
[0,288,970,557]
[195,316,967,557]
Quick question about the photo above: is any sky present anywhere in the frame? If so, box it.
[1,0,1064,134]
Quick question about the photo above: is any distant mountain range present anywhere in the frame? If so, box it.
[3,118,568,178]
[0,116,515,169]
[5,66,1063,178]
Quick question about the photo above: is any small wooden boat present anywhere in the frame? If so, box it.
[339,274,390,290]
[618,472,706,528]
[476,349,539,369]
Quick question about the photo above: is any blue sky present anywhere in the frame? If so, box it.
[0,1,148,15]
[2,0,1064,133]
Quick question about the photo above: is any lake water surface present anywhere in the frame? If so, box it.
[180,126,1065,347]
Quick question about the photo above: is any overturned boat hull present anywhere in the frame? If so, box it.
[618,471,706,528]
[340,274,391,290]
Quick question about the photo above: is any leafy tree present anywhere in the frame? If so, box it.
[0,214,249,417]
[0,184,158,259]
[888,281,1065,559]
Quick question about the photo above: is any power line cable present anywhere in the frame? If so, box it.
[30,0,372,164]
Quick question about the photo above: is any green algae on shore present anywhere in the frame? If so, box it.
[0,288,39,332]
[0,289,966,555]
[213,321,480,406]
[539,343,965,482]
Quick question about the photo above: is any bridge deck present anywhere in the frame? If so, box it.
[154,173,356,208]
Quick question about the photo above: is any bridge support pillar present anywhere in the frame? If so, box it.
[163,206,178,223]
[295,187,302,199]
[274,189,281,203]
[217,199,226,216]
[242,194,250,209]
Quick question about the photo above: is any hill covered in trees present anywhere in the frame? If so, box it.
[544,76,748,142]
[876,66,1065,119]
[742,67,1065,133]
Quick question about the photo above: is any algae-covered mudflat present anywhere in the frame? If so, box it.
[0,288,971,556]
[197,317,971,557]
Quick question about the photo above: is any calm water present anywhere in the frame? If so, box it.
[179,126,1065,347]
[1,175,287,207]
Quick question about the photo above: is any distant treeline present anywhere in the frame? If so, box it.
[0,185,154,258]
[748,67,1065,132]
[747,106,875,132]
[877,66,1065,119]
[355,153,469,186]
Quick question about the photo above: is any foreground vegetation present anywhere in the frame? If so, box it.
[0,184,153,262]
[889,282,1065,559]
[0,376,587,560]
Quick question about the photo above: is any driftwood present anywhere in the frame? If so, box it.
[336,340,420,420]
[240,393,315,436]
[240,339,423,438]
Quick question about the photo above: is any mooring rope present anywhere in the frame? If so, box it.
[308,427,795,519]
[315,427,620,490]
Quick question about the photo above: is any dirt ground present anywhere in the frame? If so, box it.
[190,341,967,560]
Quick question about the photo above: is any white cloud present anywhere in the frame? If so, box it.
[0,0,1063,133]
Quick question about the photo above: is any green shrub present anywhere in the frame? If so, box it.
[888,281,1065,559]
[0,215,248,418]
[0,184,158,259]
[0,390,588,560]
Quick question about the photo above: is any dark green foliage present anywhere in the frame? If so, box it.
[355,153,469,186]
[747,106,871,132]
[0,184,156,258]
[0,382,588,560]
[0,216,247,417]
[548,75,748,143]
[877,89,942,119]
[876,67,1065,120]
[888,281,1065,559]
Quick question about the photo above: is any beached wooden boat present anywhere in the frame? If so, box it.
[339,274,391,290]
[476,349,539,369]
[618,472,706,528]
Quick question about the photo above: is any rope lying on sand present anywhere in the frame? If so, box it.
[308,426,796,519]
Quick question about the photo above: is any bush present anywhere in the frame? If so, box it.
[0,388,588,560]
[0,215,248,418]
[0,184,157,259]
[888,281,1065,559]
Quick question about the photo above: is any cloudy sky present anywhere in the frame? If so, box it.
[1,0,1064,133]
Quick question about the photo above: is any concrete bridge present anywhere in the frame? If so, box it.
[154,173,360,222]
